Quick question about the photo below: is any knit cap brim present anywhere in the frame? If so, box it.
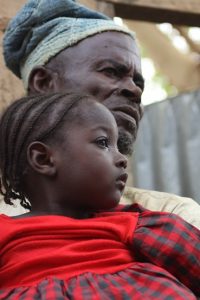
[3,0,134,88]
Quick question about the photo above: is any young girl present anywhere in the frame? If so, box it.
[0,93,199,300]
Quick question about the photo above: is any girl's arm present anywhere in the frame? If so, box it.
[132,210,200,295]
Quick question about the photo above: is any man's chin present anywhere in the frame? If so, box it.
[117,130,136,156]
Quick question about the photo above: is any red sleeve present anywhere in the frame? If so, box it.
[132,210,200,296]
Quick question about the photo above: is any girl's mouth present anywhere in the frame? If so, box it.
[115,173,128,191]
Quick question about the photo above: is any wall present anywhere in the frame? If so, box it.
[0,0,25,110]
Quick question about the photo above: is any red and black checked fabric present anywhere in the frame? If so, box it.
[0,204,199,299]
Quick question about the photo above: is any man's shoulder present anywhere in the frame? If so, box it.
[122,186,194,206]
[0,198,27,216]
[121,186,200,229]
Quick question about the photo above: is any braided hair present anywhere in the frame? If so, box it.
[0,92,87,209]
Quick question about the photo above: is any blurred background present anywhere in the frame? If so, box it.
[0,0,200,202]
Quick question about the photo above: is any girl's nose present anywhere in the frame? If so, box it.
[115,151,128,169]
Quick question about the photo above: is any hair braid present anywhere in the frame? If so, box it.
[37,94,83,141]
[0,95,51,207]
[11,94,64,185]
[0,98,33,205]
[0,92,87,209]
[6,95,48,192]
[8,95,49,173]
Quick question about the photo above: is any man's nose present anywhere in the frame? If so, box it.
[119,78,142,103]
[115,151,128,169]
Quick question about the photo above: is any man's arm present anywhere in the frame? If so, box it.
[121,186,200,229]
[133,210,200,296]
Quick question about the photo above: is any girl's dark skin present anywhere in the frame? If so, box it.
[21,101,128,219]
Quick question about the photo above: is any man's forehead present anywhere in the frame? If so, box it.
[79,31,137,55]
[56,31,140,68]
[84,32,141,69]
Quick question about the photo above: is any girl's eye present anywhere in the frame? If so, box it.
[95,137,109,149]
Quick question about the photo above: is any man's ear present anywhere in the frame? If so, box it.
[27,141,57,177]
[28,66,58,94]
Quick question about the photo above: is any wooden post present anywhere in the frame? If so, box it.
[96,1,115,18]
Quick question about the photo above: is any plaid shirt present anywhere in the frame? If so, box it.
[0,204,199,299]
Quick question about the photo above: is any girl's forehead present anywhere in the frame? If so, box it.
[61,100,118,136]
[77,101,116,124]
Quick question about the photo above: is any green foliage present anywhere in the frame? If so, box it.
[153,70,178,97]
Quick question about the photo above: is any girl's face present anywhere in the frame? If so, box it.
[53,101,128,212]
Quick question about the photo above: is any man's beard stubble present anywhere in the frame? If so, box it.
[117,129,135,156]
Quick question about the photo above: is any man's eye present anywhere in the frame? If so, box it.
[135,80,144,91]
[133,74,145,91]
[95,138,109,149]
[103,68,118,77]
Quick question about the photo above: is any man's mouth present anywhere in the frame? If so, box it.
[112,105,140,128]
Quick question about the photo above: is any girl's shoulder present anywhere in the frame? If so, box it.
[0,214,12,221]
[113,203,149,213]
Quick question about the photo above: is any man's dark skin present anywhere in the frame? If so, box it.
[28,32,144,155]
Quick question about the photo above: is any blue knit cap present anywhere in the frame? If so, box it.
[3,0,134,88]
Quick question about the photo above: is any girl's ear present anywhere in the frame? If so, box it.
[28,66,58,94]
[27,141,57,177]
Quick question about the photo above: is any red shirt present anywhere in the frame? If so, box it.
[0,204,199,299]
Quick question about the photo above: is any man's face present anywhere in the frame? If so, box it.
[47,32,144,155]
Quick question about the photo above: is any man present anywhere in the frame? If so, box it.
[2,0,200,228]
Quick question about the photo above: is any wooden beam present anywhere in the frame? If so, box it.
[100,0,200,14]
[1,0,200,28]
[98,0,200,26]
